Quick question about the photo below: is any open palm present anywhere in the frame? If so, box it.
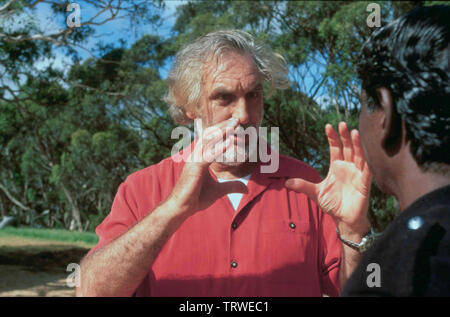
[285,122,372,229]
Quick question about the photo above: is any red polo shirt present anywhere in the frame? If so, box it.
[90,148,342,297]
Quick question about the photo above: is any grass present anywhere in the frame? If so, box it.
[0,227,98,247]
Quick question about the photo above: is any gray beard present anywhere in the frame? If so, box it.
[216,131,259,165]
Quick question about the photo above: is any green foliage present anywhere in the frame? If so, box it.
[165,0,422,231]
[0,1,432,232]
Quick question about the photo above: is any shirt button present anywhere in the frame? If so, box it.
[232,222,238,230]
[231,261,238,268]
[289,222,296,229]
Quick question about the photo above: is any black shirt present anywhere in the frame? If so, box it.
[342,184,450,296]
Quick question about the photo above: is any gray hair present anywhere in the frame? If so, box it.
[164,30,289,125]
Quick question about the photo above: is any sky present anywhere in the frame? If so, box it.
[30,0,182,77]
[8,0,332,108]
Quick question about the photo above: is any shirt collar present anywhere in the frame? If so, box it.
[401,183,450,216]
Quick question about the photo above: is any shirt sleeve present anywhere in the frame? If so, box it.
[318,211,342,297]
[87,180,139,256]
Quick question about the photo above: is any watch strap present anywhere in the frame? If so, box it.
[336,227,382,253]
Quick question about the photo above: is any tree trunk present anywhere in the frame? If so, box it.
[0,182,41,226]
[0,194,5,218]
[61,183,83,232]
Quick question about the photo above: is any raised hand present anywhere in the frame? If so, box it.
[168,118,248,215]
[285,122,372,233]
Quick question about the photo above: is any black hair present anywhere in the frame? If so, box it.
[357,5,450,171]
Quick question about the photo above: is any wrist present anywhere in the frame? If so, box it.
[335,217,371,240]
[336,226,381,253]
[162,197,194,221]
[336,226,370,245]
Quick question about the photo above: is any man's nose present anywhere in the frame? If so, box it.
[232,97,249,125]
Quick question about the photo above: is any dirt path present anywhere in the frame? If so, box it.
[0,236,92,297]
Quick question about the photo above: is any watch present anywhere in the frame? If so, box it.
[336,227,382,253]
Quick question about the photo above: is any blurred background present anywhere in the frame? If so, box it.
[0,0,445,296]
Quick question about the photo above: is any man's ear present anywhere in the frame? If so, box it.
[376,87,402,156]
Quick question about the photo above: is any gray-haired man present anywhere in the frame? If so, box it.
[77,30,372,297]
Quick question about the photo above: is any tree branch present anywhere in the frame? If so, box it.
[0,182,32,212]
[0,0,16,13]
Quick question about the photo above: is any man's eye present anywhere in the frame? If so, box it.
[217,94,233,103]
[247,90,261,99]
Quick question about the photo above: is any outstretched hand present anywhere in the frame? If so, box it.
[285,122,372,232]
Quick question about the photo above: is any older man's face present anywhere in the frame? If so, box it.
[199,52,263,127]
[197,52,264,164]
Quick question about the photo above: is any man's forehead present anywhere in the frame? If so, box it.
[202,52,261,86]
[209,79,263,92]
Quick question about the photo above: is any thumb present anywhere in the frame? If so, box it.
[285,178,318,202]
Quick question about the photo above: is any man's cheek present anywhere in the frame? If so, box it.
[361,142,375,176]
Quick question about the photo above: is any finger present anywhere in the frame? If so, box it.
[362,161,372,187]
[198,119,238,163]
[325,124,344,162]
[202,118,239,141]
[201,118,239,152]
[351,129,373,186]
[191,129,223,164]
[338,122,354,162]
[203,136,233,163]
[285,178,318,203]
[351,129,364,171]
[203,125,234,146]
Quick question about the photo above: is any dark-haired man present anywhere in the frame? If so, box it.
[342,5,450,296]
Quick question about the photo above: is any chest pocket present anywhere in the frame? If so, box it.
[258,218,315,285]
[261,219,310,234]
